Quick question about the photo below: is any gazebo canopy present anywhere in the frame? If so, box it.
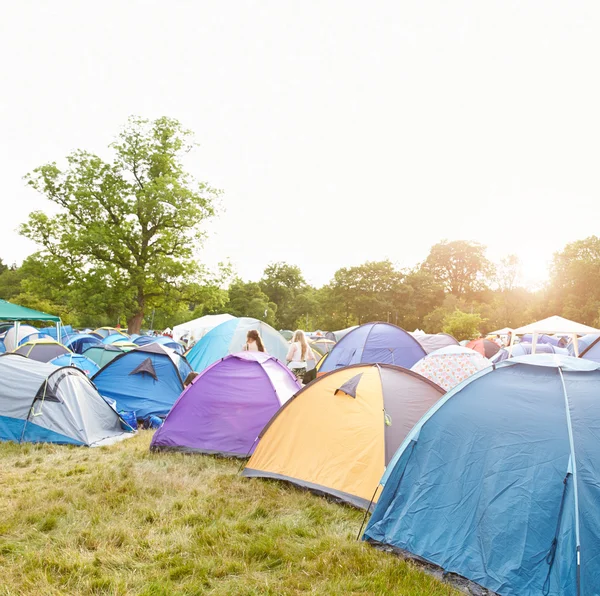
[0,299,60,322]
[513,316,599,336]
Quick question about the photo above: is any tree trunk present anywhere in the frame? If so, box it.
[127,310,144,335]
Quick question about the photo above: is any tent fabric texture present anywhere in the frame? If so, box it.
[364,355,600,596]
[49,353,100,377]
[63,333,103,354]
[186,317,289,373]
[102,333,132,345]
[520,333,566,347]
[576,334,600,361]
[14,340,71,363]
[0,354,133,446]
[92,344,193,419]
[466,338,501,358]
[82,344,126,368]
[243,363,445,509]
[409,332,459,354]
[492,343,569,363]
[151,352,300,457]
[318,323,426,374]
[0,299,60,322]
[3,324,38,352]
[324,326,358,342]
[133,335,184,354]
[92,327,126,339]
[172,313,235,344]
[411,346,491,391]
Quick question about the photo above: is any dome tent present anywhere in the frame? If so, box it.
[409,332,459,354]
[243,364,445,509]
[186,317,289,372]
[49,353,100,377]
[151,352,300,457]
[133,335,184,354]
[492,342,569,363]
[172,313,235,344]
[92,344,193,419]
[364,355,600,596]
[318,323,426,375]
[578,334,600,362]
[465,338,501,358]
[0,354,133,446]
[14,338,71,362]
[82,344,127,368]
[3,324,38,352]
[63,333,103,354]
[411,345,490,391]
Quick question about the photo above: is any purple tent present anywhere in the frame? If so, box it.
[150,351,301,457]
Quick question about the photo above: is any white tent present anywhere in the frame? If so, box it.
[510,316,600,356]
[172,314,235,344]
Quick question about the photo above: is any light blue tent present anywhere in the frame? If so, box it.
[364,355,600,596]
[186,317,289,372]
[92,344,193,419]
[0,354,133,446]
[49,353,100,377]
[576,334,600,361]
[133,335,184,354]
[492,342,569,363]
[103,333,132,345]
[63,333,103,354]
[319,322,426,374]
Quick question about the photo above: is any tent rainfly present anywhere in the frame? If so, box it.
[510,316,600,357]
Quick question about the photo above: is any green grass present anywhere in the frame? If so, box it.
[0,432,458,595]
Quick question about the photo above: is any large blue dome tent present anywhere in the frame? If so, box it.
[318,322,426,375]
[133,335,184,354]
[364,355,600,596]
[92,344,192,419]
[186,317,289,372]
[63,333,103,354]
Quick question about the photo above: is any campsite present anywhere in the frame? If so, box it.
[3,3,600,595]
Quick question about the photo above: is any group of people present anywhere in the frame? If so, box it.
[244,329,315,381]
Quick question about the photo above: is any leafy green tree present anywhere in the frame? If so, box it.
[0,261,24,302]
[0,259,7,276]
[227,280,277,326]
[442,309,484,341]
[21,116,219,333]
[422,240,494,297]
[259,263,307,329]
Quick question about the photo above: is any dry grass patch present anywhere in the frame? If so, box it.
[0,432,458,595]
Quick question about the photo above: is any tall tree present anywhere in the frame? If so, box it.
[21,116,219,333]
[421,240,494,297]
[259,262,307,329]
[227,280,277,326]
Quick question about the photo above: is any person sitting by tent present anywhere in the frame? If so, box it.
[243,329,266,353]
[286,330,315,381]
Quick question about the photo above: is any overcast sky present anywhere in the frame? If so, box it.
[1,1,599,288]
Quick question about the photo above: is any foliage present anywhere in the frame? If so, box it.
[259,262,307,329]
[442,309,485,341]
[21,116,220,333]
[0,433,458,595]
[422,240,495,297]
[227,279,277,325]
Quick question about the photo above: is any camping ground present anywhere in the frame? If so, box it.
[0,432,458,595]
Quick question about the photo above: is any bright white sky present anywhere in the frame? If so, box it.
[1,1,599,289]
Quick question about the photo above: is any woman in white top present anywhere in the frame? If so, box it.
[286,330,315,382]
[243,329,266,352]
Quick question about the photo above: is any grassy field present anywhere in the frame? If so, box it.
[0,431,458,595]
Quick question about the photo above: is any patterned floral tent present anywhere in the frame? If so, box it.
[411,345,491,391]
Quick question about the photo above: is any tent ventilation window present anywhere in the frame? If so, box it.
[334,374,363,398]
[129,358,158,381]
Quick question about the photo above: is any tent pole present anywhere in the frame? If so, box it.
[56,321,61,343]
[508,330,516,356]
[14,321,19,351]
[532,331,538,355]
[573,333,579,357]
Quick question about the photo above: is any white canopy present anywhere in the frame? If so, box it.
[172,314,235,343]
[512,316,600,336]
[488,327,513,336]
[510,316,600,357]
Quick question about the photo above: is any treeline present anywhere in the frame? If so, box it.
[2,237,599,341]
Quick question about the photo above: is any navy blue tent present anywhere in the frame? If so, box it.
[92,344,193,419]
[364,355,600,596]
[63,333,103,355]
[319,322,426,374]
[133,335,184,354]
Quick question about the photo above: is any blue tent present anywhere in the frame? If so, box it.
[576,334,600,361]
[63,333,103,354]
[103,333,132,345]
[364,355,600,596]
[319,322,426,374]
[92,344,193,419]
[521,333,566,347]
[133,335,184,354]
[49,353,100,377]
[186,317,289,372]
[492,342,569,362]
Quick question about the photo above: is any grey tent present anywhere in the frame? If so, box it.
[410,332,459,354]
[0,354,134,446]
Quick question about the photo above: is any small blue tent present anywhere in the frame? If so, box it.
[186,317,289,372]
[319,322,426,374]
[364,355,600,596]
[133,335,184,354]
[103,333,132,345]
[92,344,193,419]
[50,353,100,377]
[63,333,103,354]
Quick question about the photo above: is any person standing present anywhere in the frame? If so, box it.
[243,329,266,352]
[286,330,315,381]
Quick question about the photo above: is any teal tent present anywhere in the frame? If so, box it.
[0,300,61,352]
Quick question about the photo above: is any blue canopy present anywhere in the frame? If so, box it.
[319,322,426,373]
[365,355,600,596]
[92,344,192,419]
